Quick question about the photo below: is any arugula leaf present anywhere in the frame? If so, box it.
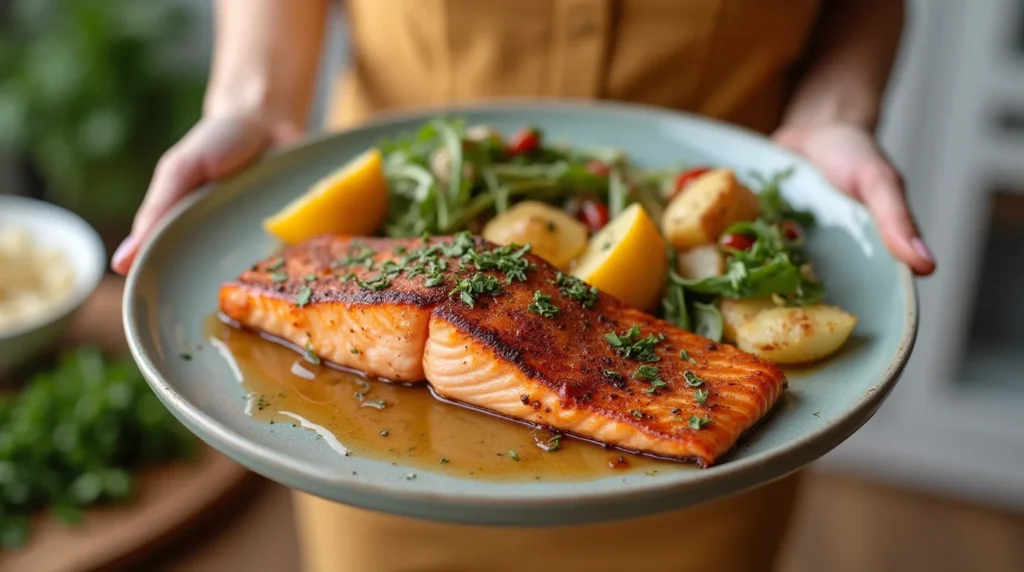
[672,255,802,300]
[608,168,628,218]
[691,301,724,342]
[750,167,815,227]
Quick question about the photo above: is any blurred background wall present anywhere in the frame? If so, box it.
[826,0,1024,512]
[2,0,1022,515]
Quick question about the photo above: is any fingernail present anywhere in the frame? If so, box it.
[111,235,138,271]
[911,237,934,262]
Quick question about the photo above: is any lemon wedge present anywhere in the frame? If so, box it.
[571,203,668,312]
[263,148,389,244]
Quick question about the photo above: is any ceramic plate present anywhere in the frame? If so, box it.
[124,100,917,526]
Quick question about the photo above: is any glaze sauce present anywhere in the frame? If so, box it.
[207,316,687,482]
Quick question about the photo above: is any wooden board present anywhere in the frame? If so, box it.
[0,276,253,572]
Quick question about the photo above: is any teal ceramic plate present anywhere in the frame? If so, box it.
[124,100,917,526]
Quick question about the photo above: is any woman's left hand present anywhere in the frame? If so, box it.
[773,123,936,276]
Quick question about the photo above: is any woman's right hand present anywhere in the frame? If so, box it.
[110,116,301,275]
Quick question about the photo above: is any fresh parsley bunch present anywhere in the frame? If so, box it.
[0,348,194,549]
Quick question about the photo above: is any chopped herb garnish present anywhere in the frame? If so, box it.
[304,274,316,282]
[440,232,476,257]
[812,411,820,417]
[379,429,389,437]
[335,242,376,269]
[361,399,387,410]
[537,434,562,452]
[450,273,503,307]
[355,272,393,291]
[271,271,287,283]
[439,457,449,464]
[404,473,417,480]
[602,369,623,380]
[267,258,285,271]
[679,349,696,364]
[424,273,444,287]
[553,272,598,308]
[688,416,713,430]
[508,449,519,462]
[463,241,535,283]
[350,347,361,355]
[527,290,559,317]
[683,371,705,387]
[605,325,663,362]
[295,287,312,307]
[179,353,192,361]
[670,407,681,415]
[694,388,709,405]
[633,365,667,394]
[304,342,321,365]
[631,409,645,419]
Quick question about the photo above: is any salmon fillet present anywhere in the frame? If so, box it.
[219,236,448,382]
[220,234,787,466]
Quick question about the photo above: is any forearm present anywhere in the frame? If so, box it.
[781,0,905,131]
[204,0,329,129]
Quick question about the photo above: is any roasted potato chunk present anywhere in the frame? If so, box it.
[719,297,777,342]
[482,201,589,269]
[661,169,760,249]
[734,304,857,365]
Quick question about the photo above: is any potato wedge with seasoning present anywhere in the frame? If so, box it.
[482,201,589,269]
[734,304,857,364]
[661,169,760,249]
[719,297,777,342]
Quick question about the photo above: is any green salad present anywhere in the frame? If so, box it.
[377,118,826,343]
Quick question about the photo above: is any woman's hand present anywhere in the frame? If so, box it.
[110,116,301,275]
[773,123,936,276]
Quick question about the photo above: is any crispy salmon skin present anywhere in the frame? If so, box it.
[219,233,787,466]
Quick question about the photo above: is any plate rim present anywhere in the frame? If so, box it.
[123,98,919,521]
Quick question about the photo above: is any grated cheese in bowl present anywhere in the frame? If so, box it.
[0,225,77,334]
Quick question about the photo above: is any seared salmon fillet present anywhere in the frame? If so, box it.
[424,280,785,467]
[219,236,448,382]
[220,234,787,466]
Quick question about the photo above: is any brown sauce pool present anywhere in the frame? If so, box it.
[206,316,689,482]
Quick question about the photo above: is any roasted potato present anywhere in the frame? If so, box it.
[719,297,777,342]
[676,244,726,281]
[734,304,858,365]
[660,169,760,249]
[482,201,589,269]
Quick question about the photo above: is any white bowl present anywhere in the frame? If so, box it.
[0,195,106,381]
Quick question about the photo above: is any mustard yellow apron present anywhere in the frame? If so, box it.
[301,1,823,570]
